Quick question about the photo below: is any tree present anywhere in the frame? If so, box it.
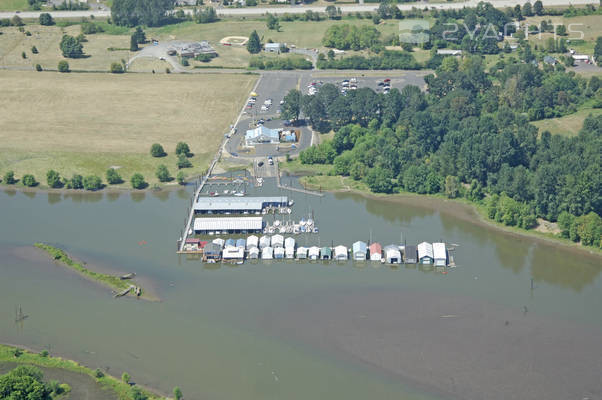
[36,64,43,71]
[94,369,104,378]
[21,51,27,59]
[522,2,533,16]
[281,89,302,121]
[39,12,54,25]
[22,174,37,187]
[133,26,146,44]
[131,387,148,400]
[177,154,192,169]
[3,170,16,184]
[156,164,171,182]
[195,7,218,23]
[130,173,146,189]
[83,175,102,190]
[247,30,261,54]
[175,142,191,157]
[122,372,130,383]
[594,36,602,64]
[130,34,139,51]
[176,171,186,185]
[533,0,543,15]
[0,365,51,400]
[173,387,183,400]
[266,13,280,30]
[68,174,83,189]
[60,34,83,58]
[110,62,124,73]
[31,45,38,54]
[150,143,166,157]
[111,0,174,27]
[46,170,61,188]
[11,15,23,26]
[556,24,567,36]
[444,175,460,198]
[325,5,341,20]
[106,168,122,184]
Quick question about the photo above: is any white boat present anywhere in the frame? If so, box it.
[234,192,245,197]
[261,246,274,260]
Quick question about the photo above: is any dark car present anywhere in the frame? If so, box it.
[258,161,264,167]
[377,82,385,86]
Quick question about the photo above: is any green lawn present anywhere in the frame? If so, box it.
[531,107,602,136]
[0,0,28,11]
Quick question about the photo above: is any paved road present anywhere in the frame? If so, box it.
[1,0,597,19]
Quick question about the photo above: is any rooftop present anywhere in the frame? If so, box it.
[194,217,263,231]
[194,196,288,212]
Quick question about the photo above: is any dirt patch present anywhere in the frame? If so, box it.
[220,36,249,46]
[534,218,561,234]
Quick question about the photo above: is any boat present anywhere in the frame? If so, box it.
[234,191,245,197]
[120,273,136,280]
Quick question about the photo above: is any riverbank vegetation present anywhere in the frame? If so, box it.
[0,344,164,400]
[0,71,255,189]
[34,243,152,299]
[285,55,601,249]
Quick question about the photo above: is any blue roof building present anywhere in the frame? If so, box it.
[245,126,280,146]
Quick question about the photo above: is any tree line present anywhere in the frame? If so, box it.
[289,56,601,248]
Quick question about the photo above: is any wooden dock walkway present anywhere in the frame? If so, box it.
[275,159,324,197]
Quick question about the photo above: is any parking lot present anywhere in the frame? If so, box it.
[225,70,428,160]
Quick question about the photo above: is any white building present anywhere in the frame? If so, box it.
[248,246,260,259]
[271,234,284,248]
[334,245,348,261]
[274,247,285,259]
[433,242,447,267]
[417,242,434,264]
[245,126,280,146]
[384,245,401,264]
[259,235,271,249]
[246,235,259,249]
[261,246,274,260]
[308,246,320,260]
[296,246,308,259]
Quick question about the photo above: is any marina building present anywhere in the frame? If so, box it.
[274,247,285,259]
[246,235,259,249]
[404,245,417,264]
[308,246,320,260]
[262,246,274,259]
[352,241,367,261]
[245,126,280,146]
[194,196,289,215]
[194,217,263,234]
[212,238,225,249]
[369,243,382,261]
[203,242,222,261]
[320,247,332,260]
[260,235,271,248]
[223,246,244,261]
[334,245,348,261]
[418,242,434,264]
[384,245,401,264]
[296,247,308,259]
[433,243,447,266]
[272,234,284,248]
[248,246,260,259]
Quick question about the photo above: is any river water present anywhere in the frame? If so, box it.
[0,180,600,400]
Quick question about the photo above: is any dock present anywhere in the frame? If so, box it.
[275,159,324,197]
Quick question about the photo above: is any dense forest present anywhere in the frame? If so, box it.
[289,57,601,248]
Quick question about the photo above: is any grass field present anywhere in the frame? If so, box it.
[0,70,257,188]
[531,107,602,136]
[0,0,28,11]
[523,15,602,54]
[0,24,131,71]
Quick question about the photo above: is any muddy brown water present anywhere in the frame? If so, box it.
[0,178,600,400]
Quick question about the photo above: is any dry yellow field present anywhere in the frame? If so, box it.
[0,70,257,187]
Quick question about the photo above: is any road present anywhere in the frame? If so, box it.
[0,0,597,19]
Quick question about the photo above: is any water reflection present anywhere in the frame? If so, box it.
[4,188,17,197]
[47,193,62,205]
[130,192,146,203]
[22,191,36,199]
[151,190,170,202]
[176,189,190,200]
[106,192,121,202]
[530,244,600,292]
[493,233,531,275]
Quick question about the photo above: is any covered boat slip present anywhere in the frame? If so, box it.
[193,217,263,234]
[193,196,289,214]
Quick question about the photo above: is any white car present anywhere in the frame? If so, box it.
[260,105,268,111]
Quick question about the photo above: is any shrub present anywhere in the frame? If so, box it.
[69,174,83,189]
[35,63,42,71]
[106,168,122,184]
[46,169,62,188]
[150,143,166,157]
[174,387,183,400]
[176,171,186,185]
[177,154,192,169]
[81,21,103,34]
[22,174,37,187]
[58,60,70,72]
[39,12,54,25]
[60,34,84,58]
[110,62,124,73]
[195,53,213,62]
[94,368,104,378]
[40,350,49,357]
[130,34,139,51]
[181,57,189,66]
[83,175,102,190]
[156,164,171,182]
[175,142,191,157]
[21,51,26,59]
[13,348,23,357]
[131,173,146,189]
[3,170,16,184]
[122,372,130,383]
[11,15,24,26]
[165,67,171,74]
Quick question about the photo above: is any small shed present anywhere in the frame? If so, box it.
[274,247,285,259]
[212,238,225,249]
[369,243,382,261]
[246,235,259,249]
[404,245,417,263]
[265,42,286,53]
[334,245,348,261]
[271,234,284,248]
[296,246,308,259]
[261,246,274,259]
[352,241,367,261]
[417,242,434,264]
[320,247,332,260]
[433,242,447,266]
[248,246,260,259]
[384,245,401,264]
[308,246,320,260]
[204,242,222,261]
[259,235,271,249]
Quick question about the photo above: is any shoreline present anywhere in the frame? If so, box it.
[295,174,602,259]
[0,343,167,400]
[34,243,160,302]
